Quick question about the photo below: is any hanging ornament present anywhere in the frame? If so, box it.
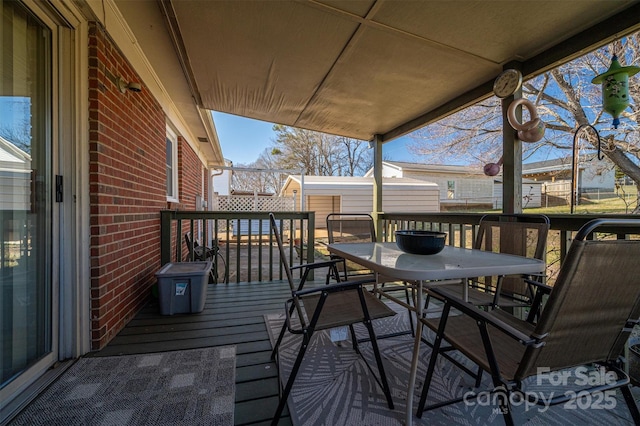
[483,156,503,176]
[483,98,544,176]
[507,98,546,142]
[591,54,640,128]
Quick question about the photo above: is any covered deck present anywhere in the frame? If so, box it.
[4,2,640,425]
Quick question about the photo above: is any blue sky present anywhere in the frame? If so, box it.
[212,111,416,165]
[0,96,30,139]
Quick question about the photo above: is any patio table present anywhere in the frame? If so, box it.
[327,242,545,424]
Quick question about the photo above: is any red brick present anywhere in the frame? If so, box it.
[88,22,206,351]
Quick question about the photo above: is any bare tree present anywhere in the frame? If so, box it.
[230,125,374,194]
[334,136,373,176]
[409,33,640,210]
[270,125,373,176]
[231,148,290,194]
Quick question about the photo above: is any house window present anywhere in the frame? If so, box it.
[166,127,178,201]
[447,180,456,199]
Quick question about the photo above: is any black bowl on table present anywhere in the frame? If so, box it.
[395,230,447,255]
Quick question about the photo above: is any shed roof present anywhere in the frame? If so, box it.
[282,175,438,193]
[374,161,488,176]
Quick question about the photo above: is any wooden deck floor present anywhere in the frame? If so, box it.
[96,279,640,426]
[95,279,298,426]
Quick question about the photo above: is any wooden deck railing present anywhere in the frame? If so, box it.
[160,210,315,283]
[160,210,639,285]
[378,212,640,284]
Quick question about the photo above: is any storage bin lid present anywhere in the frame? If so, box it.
[156,261,212,277]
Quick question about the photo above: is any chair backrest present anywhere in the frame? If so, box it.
[326,213,376,244]
[516,219,640,380]
[269,213,296,292]
[184,232,199,260]
[269,213,307,326]
[474,214,550,296]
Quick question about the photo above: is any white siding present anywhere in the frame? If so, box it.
[0,171,30,211]
[403,171,494,204]
[581,163,615,190]
[382,187,440,212]
[316,184,440,214]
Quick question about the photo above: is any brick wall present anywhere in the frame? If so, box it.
[177,136,205,259]
[88,23,204,350]
[178,135,203,209]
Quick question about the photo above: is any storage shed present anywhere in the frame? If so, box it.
[281,175,440,228]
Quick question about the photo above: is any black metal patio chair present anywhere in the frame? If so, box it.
[268,213,395,425]
[326,213,379,280]
[427,214,550,320]
[326,212,416,335]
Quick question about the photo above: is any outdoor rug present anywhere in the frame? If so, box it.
[10,346,236,426]
[265,303,639,425]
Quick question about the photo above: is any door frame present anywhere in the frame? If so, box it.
[0,0,89,420]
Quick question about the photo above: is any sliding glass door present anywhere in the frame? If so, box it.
[1,0,53,393]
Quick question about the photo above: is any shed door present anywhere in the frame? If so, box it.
[306,195,340,229]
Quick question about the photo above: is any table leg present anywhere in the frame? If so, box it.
[406,280,423,425]
[462,277,469,302]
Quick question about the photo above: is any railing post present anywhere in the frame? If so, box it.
[371,134,383,241]
[160,210,172,265]
[306,212,315,280]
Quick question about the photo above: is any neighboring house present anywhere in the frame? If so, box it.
[280,175,440,228]
[0,136,30,212]
[523,155,615,193]
[523,155,616,206]
[365,161,541,209]
[0,137,31,267]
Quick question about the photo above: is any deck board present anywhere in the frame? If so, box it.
[95,280,299,425]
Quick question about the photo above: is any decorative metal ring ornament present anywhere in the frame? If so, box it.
[507,98,546,142]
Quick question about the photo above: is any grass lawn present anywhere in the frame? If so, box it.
[524,185,638,215]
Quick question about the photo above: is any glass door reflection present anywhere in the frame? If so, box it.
[1,0,52,389]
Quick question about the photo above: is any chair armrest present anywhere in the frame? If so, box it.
[283,298,304,334]
[294,276,376,297]
[524,277,553,295]
[428,287,540,346]
[290,259,341,272]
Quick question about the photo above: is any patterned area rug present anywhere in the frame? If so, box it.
[265,304,638,425]
[10,346,236,426]
[265,305,497,425]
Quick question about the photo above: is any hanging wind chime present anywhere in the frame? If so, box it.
[591,53,640,128]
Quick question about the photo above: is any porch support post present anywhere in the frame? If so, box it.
[371,134,383,241]
[502,66,523,214]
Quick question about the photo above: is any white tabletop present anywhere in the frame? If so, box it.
[327,242,545,281]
